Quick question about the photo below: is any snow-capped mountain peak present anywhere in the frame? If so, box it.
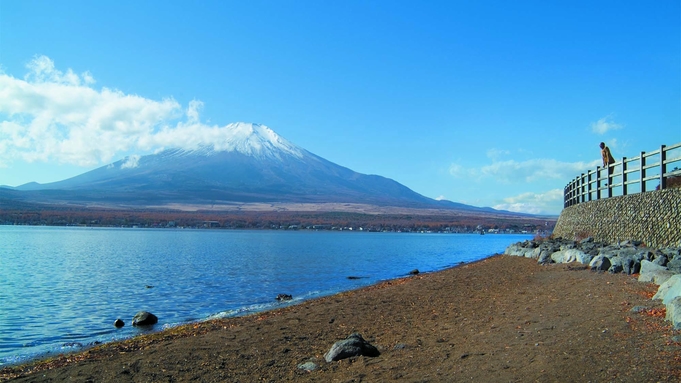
[209,122,303,159]
[9,121,496,213]
[161,122,304,160]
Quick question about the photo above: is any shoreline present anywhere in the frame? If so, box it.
[0,255,489,370]
[0,251,502,370]
[3,254,679,382]
[1,229,526,371]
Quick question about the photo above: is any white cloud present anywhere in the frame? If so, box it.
[448,155,598,214]
[186,100,203,124]
[590,114,623,135]
[24,55,91,86]
[121,154,141,169]
[435,195,446,201]
[0,56,182,166]
[449,158,600,184]
[494,202,543,215]
[479,158,600,183]
[0,56,268,168]
[448,163,469,178]
[486,148,510,161]
[493,189,563,215]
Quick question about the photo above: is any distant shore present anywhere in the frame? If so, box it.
[0,199,556,232]
[2,254,678,382]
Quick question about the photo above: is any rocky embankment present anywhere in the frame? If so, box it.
[505,237,681,329]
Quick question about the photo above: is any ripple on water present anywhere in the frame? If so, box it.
[0,227,531,366]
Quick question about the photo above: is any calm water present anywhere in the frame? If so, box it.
[0,226,530,366]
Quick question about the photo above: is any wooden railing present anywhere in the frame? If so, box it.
[564,142,681,208]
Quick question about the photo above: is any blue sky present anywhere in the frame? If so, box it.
[0,0,679,215]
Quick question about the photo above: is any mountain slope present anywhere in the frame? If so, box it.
[11,122,494,211]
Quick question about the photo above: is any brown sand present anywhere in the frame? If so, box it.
[2,255,680,382]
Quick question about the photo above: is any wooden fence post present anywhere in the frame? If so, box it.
[566,179,571,207]
[660,145,667,190]
[606,165,613,198]
[575,175,580,203]
[640,151,646,193]
[622,157,628,195]
[572,176,578,205]
[596,166,601,200]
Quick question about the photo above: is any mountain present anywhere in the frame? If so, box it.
[8,122,494,212]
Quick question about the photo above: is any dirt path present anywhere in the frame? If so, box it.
[3,255,679,382]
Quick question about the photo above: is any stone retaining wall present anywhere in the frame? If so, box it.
[553,188,681,248]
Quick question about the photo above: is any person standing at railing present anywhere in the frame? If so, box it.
[600,142,615,175]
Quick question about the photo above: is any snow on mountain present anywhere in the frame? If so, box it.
[8,122,497,212]
[169,122,304,160]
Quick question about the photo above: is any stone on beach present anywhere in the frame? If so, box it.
[297,361,318,371]
[550,249,591,264]
[132,311,158,326]
[666,296,681,330]
[653,274,681,304]
[639,260,674,285]
[324,333,380,362]
[589,255,611,272]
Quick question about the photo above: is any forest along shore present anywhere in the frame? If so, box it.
[2,254,680,382]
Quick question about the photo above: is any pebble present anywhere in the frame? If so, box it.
[297,361,318,371]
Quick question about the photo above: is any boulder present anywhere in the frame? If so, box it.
[661,248,681,260]
[551,249,591,264]
[113,319,125,328]
[559,242,576,251]
[576,251,594,265]
[550,251,565,263]
[635,250,654,262]
[653,275,681,305]
[581,243,598,255]
[665,296,681,330]
[526,247,542,259]
[608,257,624,274]
[589,255,611,272]
[525,240,539,248]
[504,244,526,256]
[132,311,158,326]
[667,259,681,274]
[324,333,380,362]
[617,248,641,259]
[408,269,420,275]
[638,260,674,285]
[537,250,553,265]
[620,256,641,275]
[276,294,293,301]
[598,247,619,259]
[652,254,669,267]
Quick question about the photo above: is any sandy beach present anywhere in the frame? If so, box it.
[2,255,679,382]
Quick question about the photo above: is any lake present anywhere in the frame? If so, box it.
[0,226,530,366]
